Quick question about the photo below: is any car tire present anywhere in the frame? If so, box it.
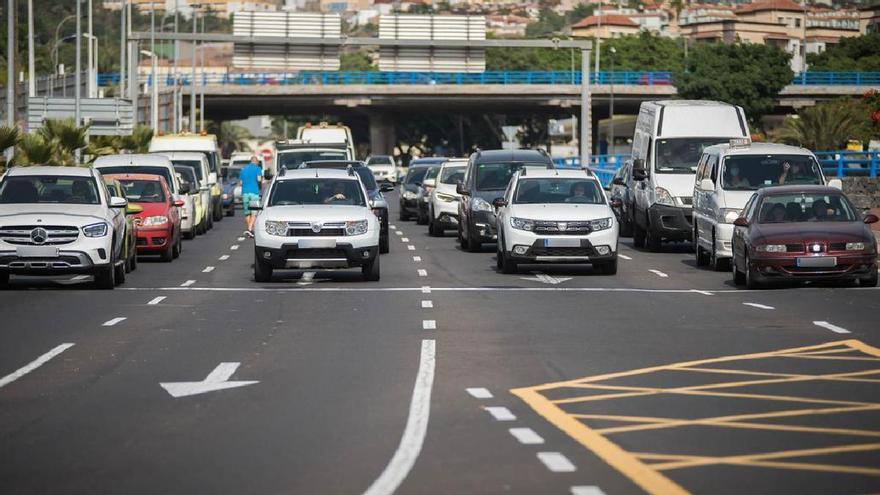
[130,251,138,271]
[254,251,273,282]
[732,253,746,285]
[860,267,878,287]
[458,222,470,250]
[467,224,482,253]
[633,221,646,248]
[160,240,174,262]
[207,212,214,230]
[0,272,9,289]
[744,253,763,290]
[380,234,390,254]
[172,233,181,259]
[710,233,728,271]
[595,258,618,275]
[213,201,223,222]
[114,258,126,285]
[645,225,662,252]
[94,255,116,290]
[362,254,380,281]
[226,206,235,217]
[417,210,428,225]
[619,216,633,238]
[399,205,410,221]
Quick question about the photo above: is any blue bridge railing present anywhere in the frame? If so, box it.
[97,71,880,87]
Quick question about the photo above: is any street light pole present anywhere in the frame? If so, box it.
[120,0,126,95]
[580,47,592,167]
[27,0,35,97]
[87,0,95,98]
[6,0,15,155]
[141,50,158,131]
[609,46,615,157]
[75,0,82,163]
[190,7,197,133]
[172,0,179,132]
[200,12,205,131]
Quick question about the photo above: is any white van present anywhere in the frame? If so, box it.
[692,140,840,270]
[148,133,224,222]
[154,151,214,232]
[296,122,355,159]
[629,100,750,252]
[93,154,183,198]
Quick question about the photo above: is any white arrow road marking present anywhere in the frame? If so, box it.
[813,321,851,334]
[395,231,403,236]
[537,452,577,472]
[520,272,572,285]
[509,427,545,445]
[389,225,397,230]
[102,317,127,327]
[363,340,435,495]
[466,387,493,399]
[407,245,416,251]
[160,362,259,398]
[0,343,74,389]
[401,237,410,242]
[649,269,669,278]
[417,269,428,277]
[743,302,775,310]
[412,256,422,262]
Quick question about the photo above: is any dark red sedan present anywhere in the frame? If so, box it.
[731,185,878,288]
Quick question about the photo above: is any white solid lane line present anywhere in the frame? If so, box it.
[407,245,416,251]
[485,406,516,421]
[537,452,577,473]
[417,269,428,277]
[202,266,215,273]
[571,486,607,495]
[413,256,422,262]
[0,343,75,388]
[743,302,775,310]
[180,280,196,287]
[422,320,436,330]
[813,321,851,334]
[421,300,433,308]
[230,245,240,250]
[363,339,435,495]
[218,255,230,261]
[147,296,166,305]
[102,317,127,327]
[648,269,669,278]
[618,254,632,260]
[466,387,493,399]
[401,237,410,242]
[509,427,545,445]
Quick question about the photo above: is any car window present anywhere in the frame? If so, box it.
[654,138,727,174]
[269,179,366,207]
[0,176,101,205]
[425,166,441,181]
[440,166,465,185]
[476,162,548,191]
[513,178,603,205]
[722,155,822,191]
[226,167,242,180]
[119,179,167,203]
[278,150,348,170]
[757,193,856,224]
[368,156,393,166]
[174,166,199,187]
[98,166,175,192]
[354,167,379,191]
[405,168,429,185]
[171,160,204,181]
[742,194,758,220]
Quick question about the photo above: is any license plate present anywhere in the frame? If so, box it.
[16,246,59,258]
[544,238,581,248]
[298,238,336,249]
[796,256,837,268]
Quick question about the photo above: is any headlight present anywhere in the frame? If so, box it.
[264,220,288,236]
[654,187,674,206]
[82,222,108,237]
[472,197,493,212]
[757,244,786,253]
[721,208,742,224]
[588,217,613,231]
[403,191,417,200]
[510,217,535,231]
[436,193,456,203]
[846,242,866,251]
[141,216,169,227]
[346,219,369,236]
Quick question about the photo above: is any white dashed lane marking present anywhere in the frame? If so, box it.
[102,317,127,327]
[421,286,431,294]
[147,296,166,305]
[237,236,245,241]
[218,255,230,261]
[0,343,75,389]
[509,427,545,445]
[537,452,577,473]
[389,225,397,230]
[202,266,215,273]
[417,269,428,277]
[180,280,196,287]
[484,407,516,421]
[407,245,416,251]
[466,387,493,399]
[648,269,669,278]
[571,486,607,495]
[413,256,422,262]
[395,231,403,236]
[813,321,851,334]
[230,245,240,251]
[422,320,436,330]
[421,300,433,308]
[743,302,774,310]
[618,254,632,260]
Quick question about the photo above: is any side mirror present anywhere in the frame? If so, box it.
[126,203,143,215]
[864,213,879,225]
[109,196,128,208]
[380,183,394,192]
[828,178,842,190]
[248,200,262,211]
[632,159,648,181]
[699,178,715,191]
[733,217,749,227]
[611,177,625,186]
[456,183,468,195]
[492,197,507,208]
[173,199,185,207]
[179,181,192,194]
[610,198,623,208]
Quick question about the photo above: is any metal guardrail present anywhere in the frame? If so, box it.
[99,70,880,87]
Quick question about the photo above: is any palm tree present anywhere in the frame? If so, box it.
[37,118,90,165]
[774,100,867,151]
[15,133,54,165]
[212,121,252,157]
[0,125,21,169]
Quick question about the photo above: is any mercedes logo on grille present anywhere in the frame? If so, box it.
[311,223,322,233]
[30,227,48,245]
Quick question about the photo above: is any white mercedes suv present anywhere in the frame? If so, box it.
[251,167,381,282]
[0,166,129,289]
[494,169,620,275]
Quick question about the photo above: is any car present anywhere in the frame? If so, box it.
[415,165,441,225]
[112,174,184,262]
[0,166,129,289]
[457,149,554,252]
[93,153,184,201]
[609,160,634,237]
[366,155,399,184]
[296,121,355,160]
[104,177,142,273]
[494,168,620,274]
[276,141,351,171]
[399,157,446,221]
[173,164,206,238]
[299,160,392,254]
[155,151,215,231]
[731,185,878,288]
[250,167,381,282]
[693,140,840,271]
[220,165,241,216]
[428,158,467,236]
[148,133,224,222]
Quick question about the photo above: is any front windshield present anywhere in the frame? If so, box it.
[440,166,465,185]
[269,179,366,206]
[278,150,348,170]
[368,156,394,166]
[723,155,822,190]
[0,176,100,204]
[405,167,430,185]
[226,167,242,180]
[119,179,166,203]
[655,138,729,174]
[98,166,174,192]
[171,160,203,181]
[514,178,604,204]
[174,166,198,187]
[476,162,548,191]
[758,193,856,224]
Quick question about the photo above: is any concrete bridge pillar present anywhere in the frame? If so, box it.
[369,113,396,155]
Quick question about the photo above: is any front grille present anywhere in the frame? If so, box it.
[533,220,593,236]
[0,225,80,245]
[290,228,346,237]
[785,243,804,253]
[136,238,148,246]
[529,246,593,257]
[829,242,847,251]
[287,248,347,259]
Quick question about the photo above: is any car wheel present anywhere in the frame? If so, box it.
[633,221,646,248]
[645,225,662,252]
[0,272,9,289]
[732,252,746,285]
[160,239,174,262]
[595,258,618,275]
[458,222,470,250]
[213,201,223,222]
[207,213,214,230]
[860,267,878,287]
[114,258,126,285]
[94,253,116,290]
[619,213,633,237]
[130,251,138,271]
[254,250,273,282]
[744,253,762,290]
[710,233,728,271]
[380,234,390,254]
[417,210,428,225]
[124,252,132,273]
[467,224,482,253]
[399,205,409,221]
[362,254,380,281]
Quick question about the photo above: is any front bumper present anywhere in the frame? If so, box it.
[136,227,173,252]
[400,196,419,214]
[503,226,618,264]
[714,223,734,258]
[0,242,111,274]
[471,210,497,242]
[648,204,693,241]
[255,242,379,269]
[750,252,877,282]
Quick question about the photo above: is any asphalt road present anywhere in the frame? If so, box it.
[2,191,879,495]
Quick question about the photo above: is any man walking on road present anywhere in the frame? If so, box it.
[241,156,263,238]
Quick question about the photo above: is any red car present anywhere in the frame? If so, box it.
[731,185,878,288]
[104,173,184,262]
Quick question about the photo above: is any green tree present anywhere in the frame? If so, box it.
[773,99,870,150]
[208,121,252,157]
[604,32,684,71]
[0,125,21,168]
[525,8,567,37]
[340,50,376,71]
[806,33,880,72]
[15,133,54,165]
[676,43,792,125]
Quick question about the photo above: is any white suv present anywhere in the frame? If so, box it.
[494,169,620,275]
[0,166,128,289]
[251,168,381,282]
[428,158,467,236]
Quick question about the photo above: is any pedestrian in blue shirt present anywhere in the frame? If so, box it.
[240,156,263,237]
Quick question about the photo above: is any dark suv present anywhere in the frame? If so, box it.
[456,149,554,252]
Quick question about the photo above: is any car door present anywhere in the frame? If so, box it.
[732,194,757,266]
[101,177,126,258]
